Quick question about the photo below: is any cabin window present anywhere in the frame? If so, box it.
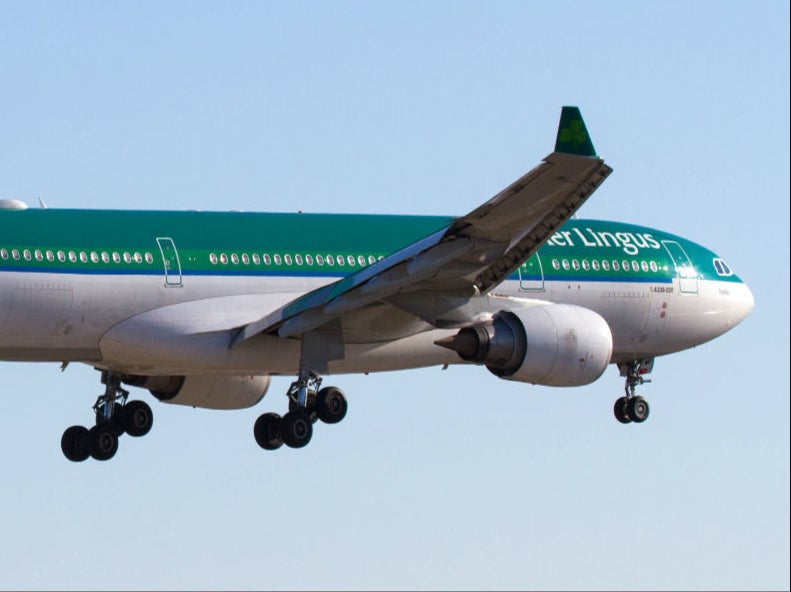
[284,254,292,266]
[631,261,639,272]
[69,252,77,263]
[209,253,218,264]
[123,252,131,263]
[641,261,649,272]
[113,252,121,263]
[612,261,620,271]
[230,254,239,264]
[58,251,66,262]
[326,255,335,266]
[101,252,110,263]
[46,250,54,262]
[602,260,610,271]
[561,259,570,271]
[78,252,87,263]
[347,255,355,267]
[241,254,249,265]
[582,259,590,271]
[368,255,376,265]
[316,254,324,266]
[273,254,282,265]
[0,248,7,260]
[12,249,20,260]
[35,250,44,261]
[572,259,580,271]
[552,259,560,270]
[145,253,153,264]
[305,254,314,266]
[252,254,260,265]
[134,253,142,263]
[220,254,228,264]
[23,249,32,261]
[263,254,272,265]
[90,252,99,263]
[650,261,658,272]
[336,255,345,267]
[592,260,600,271]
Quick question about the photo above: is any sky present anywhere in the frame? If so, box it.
[0,2,788,590]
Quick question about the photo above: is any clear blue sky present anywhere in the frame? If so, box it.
[0,2,788,590]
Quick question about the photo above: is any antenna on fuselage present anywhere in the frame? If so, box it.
[39,196,48,209]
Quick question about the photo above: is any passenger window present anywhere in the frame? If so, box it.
[273,254,282,265]
[316,255,324,266]
[58,251,66,262]
[641,261,649,272]
[252,254,260,265]
[101,252,110,263]
[263,254,272,265]
[134,253,142,263]
[123,252,131,263]
[552,259,560,270]
[592,260,600,271]
[79,252,88,263]
[582,260,590,271]
[368,256,376,265]
[12,249,20,260]
[326,255,335,266]
[631,261,640,272]
[284,254,292,265]
[90,252,99,263]
[602,260,610,271]
[612,261,620,271]
[295,254,303,265]
[46,250,54,262]
[69,252,77,263]
[35,250,43,261]
[0,248,7,260]
[337,256,345,267]
[305,255,314,266]
[145,253,153,264]
[220,254,228,264]
[562,259,570,270]
[650,261,658,272]
[210,253,218,264]
[113,252,121,263]
[23,249,32,261]
[231,254,239,264]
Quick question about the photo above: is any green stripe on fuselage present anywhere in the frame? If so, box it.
[0,208,743,284]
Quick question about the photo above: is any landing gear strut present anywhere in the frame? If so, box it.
[253,369,348,451]
[613,359,652,424]
[60,370,154,462]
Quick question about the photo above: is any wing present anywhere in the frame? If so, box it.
[233,106,612,345]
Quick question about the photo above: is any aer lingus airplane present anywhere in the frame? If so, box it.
[0,107,754,462]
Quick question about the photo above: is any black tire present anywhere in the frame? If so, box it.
[614,396,632,424]
[281,411,313,449]
[89,424,119,461]
[628,396,650,423]
[254,412,283,450]
[94,404,126,436]
[61,425,91,462]
[123,400,154,437]
[316,387,348,425]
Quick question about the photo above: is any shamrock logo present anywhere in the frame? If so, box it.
[558,119,587,146]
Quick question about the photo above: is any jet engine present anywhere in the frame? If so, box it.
[123,374,271,410]
[436,304,612,387]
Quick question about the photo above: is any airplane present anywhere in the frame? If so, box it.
[0,107,754,462]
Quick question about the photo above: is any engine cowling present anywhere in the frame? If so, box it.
[436,304,613,387]
[123,374,271,410]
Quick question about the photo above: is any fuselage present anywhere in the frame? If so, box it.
[0,206,754,375]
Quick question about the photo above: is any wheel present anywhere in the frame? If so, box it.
[281,411,313,449]
[89,424,119,461]
[122,400,153,437]
[61,425,91,462]
[289,394,319,423]
[613,396,632,424]
[254,412,283,450]
[95,404,126,436]
[628,396,650,423]
[316,387,347,424]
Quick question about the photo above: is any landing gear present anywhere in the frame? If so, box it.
[253,370,347,451]
[613,359,652,424]
[60,370,154,462]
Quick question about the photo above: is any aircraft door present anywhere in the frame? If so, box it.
[518,252,545,291]
[662,240,698,294]
[156,237,183,286]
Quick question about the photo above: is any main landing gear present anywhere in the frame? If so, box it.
[253,370,348,451]
[60,371,154,462]
[613,358,653,424]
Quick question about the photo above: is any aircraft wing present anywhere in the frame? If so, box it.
[233,107,612,345]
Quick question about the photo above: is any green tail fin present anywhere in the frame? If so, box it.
[554,106,597,157]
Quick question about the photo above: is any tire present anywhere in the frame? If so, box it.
[123,400,154,437]
[613,396,632,424]
[628,396,650,423]
[254,412,283,450]
[89,424,119,461]
[316,387,348,425]
[94,404,126,436]
[61,425,91,462]
[281,411,313,449]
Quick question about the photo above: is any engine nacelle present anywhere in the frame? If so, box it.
[437,304,613,387]
[123,374,271,410]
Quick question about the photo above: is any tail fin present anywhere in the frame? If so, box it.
[554,106,597,157]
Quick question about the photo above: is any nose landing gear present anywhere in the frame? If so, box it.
[614,358,653,424]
